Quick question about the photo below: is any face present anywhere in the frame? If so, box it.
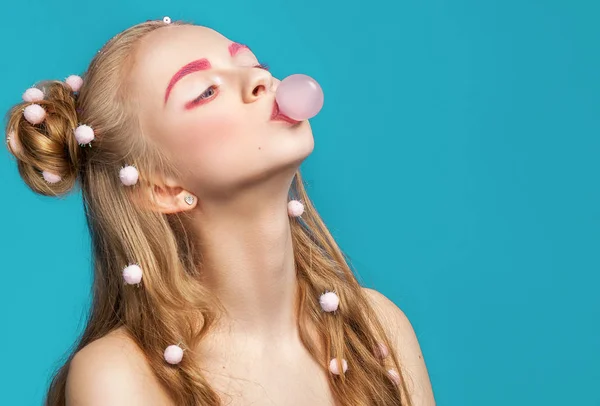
[130,25,314,199]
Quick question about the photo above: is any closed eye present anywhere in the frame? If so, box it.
[254,62,270,71]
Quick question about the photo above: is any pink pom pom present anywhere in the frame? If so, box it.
[287,200,304,217]
[42,170,61,184]
[23,104,46,125]
[328,358,348,375]
[65,75,83,92]
[74,124,95,145]
[22,87,44,102]
[375,342,389,359]
[119,165,139,186]
[122,264,143,285]
[319,291,339,312]
[387,369,401,385]
[164,344,184,364]
[6,130,21,154]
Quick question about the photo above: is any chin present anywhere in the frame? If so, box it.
[280,125,314,162]
[261,135,313,179]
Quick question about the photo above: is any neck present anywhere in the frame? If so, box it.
[191,177,299,341]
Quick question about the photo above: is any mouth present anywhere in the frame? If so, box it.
[270,101,301,125]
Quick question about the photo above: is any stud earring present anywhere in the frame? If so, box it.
[184,195,194,205]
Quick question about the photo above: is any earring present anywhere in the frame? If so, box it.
[184,195,195,205]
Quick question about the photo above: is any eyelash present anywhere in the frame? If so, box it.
[187,62,270,108]
[254,62,270,71]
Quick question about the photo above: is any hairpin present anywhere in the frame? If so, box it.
[163,16,172,24]
[319,291,340,312]
[42,170,61,184]
[329,358,348,375]
[387,369,400,385]
[119,165,139,186]
[65,75,83,92]
[164,344,184,364]
[374,342,389,359]
[22,87,44,103]
[287,199,304,217]
[122,264,143,285]
[6,130,21,154]
[23,104,46,125]
[74,124,95,146]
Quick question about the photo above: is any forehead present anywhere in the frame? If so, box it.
[139,25,230,58]
[138,25,229,62]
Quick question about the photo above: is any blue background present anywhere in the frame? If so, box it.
[1,0,598,405]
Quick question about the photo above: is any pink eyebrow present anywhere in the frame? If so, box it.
[164,58,212,105]
[229,42,250,56]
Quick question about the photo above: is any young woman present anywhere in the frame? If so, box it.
[5,17,435,406]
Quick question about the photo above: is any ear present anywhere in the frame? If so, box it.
[137,175,197,214]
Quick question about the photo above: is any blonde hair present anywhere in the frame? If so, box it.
[5,19,412,406]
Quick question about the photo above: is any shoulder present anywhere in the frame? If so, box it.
[362,287,436,406]
[65,327,173,406]
[362,287,412,332]
[361,287,423,363]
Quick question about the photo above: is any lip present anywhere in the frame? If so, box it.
[270,101,301,125]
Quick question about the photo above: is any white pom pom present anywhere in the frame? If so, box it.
[328,358,348,375]
[119,165,139,186]
[319,291,340,312]
[65,75,83,92]
[163,16,172,24]
[122,264,143,285]
[42,170,61,184]
[74,124,95,145]
[23,104,46,125]
[164,344,184,364]
[22,87,44,102]
[287,200,304,217]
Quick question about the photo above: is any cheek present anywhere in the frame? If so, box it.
[184,114,240,151]
[173,111,261,179]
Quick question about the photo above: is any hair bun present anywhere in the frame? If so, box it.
[6,80,83,197]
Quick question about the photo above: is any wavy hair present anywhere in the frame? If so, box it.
[4,19,412,406]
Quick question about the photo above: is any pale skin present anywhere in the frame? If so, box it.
[65,25,436,405]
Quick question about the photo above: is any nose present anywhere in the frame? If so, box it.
[242,68,274,103]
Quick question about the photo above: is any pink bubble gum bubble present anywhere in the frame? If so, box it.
[275,74,324,121]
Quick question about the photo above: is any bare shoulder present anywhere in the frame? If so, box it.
[66,327,173,406]
[362,287,436,406]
